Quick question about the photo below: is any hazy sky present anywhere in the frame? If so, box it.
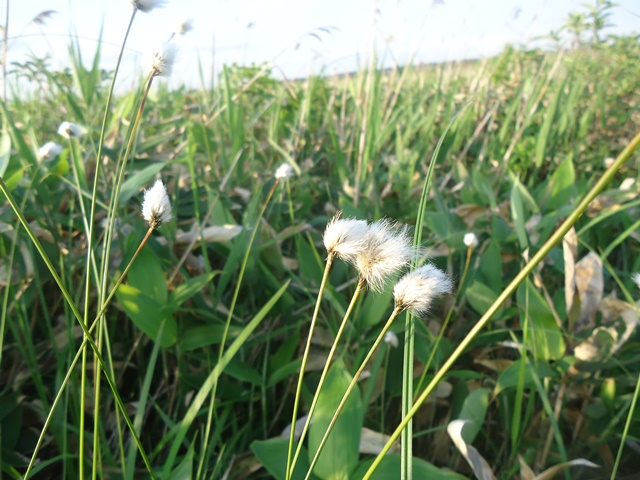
[5,0,640,87]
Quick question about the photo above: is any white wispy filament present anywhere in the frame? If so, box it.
[38,141,63,162]
[142,180,172,229]
[633,272,640,290]
[355,219,413,292]
[463,233,479,248]
[146,42,178,77]
[275,163,295,179]
[393,264,453,317]
[57,121,84,139]
[130,0,166,13]
[323,212,368,264]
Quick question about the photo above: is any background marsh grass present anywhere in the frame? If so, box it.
[1,4,640,478]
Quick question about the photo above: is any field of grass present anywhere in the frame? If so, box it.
[1,3,640,479]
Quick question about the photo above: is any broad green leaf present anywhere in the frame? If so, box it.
[126,246,168,304]
[251,438,319,480]
[466,281,502,319]
[116,284,177,347]
[517,279,566,360]
[359,288,393,328]
[352,455,467,479]
[456,388,491,444]
[119,162,167,203]
[179,324,242,351]
[309,360,363,480]
[495,359,556,395]
[546,155,576,211]
[477,240,502,293]
[225,358,263,385]
[0,127,11,176]
[510,177,529,248]
[167,442,193,480]
[169,272,217,307]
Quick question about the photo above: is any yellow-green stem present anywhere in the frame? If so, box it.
[285,255,334,480]
[305,306,402,480]
[24,227,154,479]
[413,245,473,400]
[361,127,640,480]
[90,10,137,479]
[289,278,366,477]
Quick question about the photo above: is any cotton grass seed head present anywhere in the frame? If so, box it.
[633,272,640,290]
[174,18,193,36]
[275,163,295,179]
[130,0,166,13]
[383,331,399,348]
[142,180,172,229]
[393,264,453,317]
[57,121,84,139]
[146,42,178,77]
[323,212,368,264]
[38,141,63,162]
[355,219,414,292]
[463,232,479,248]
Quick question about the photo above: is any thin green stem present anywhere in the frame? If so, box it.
[285,255,334,480]
[305,307,402,480]
[401,311,414,480]
[361,126,640,480]
[289,278,366,477]
[610,373,640,479]
[90,10,137,479]
[24,227,155,479]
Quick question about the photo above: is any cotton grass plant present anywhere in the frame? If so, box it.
[0,3,183,478]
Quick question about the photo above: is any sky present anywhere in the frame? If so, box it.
[4,0,640,88]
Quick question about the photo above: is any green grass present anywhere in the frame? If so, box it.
[1,7,640,479]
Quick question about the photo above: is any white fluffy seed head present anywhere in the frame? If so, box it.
[57,121,84,139]
[463,232,479,248]
[38,141,63,162]
[393,264,453,317]
[633,272,640,290]
[130,0,166,13]
[275,163,295,179]
[323,212,368,264]
[142,180,172,229]
[174,18,193,36]
[146,42,178,77]
[383,331,399,348]
[355,219,414,292]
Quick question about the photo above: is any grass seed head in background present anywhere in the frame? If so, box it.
[463,232,479,249]
[275,163,295,179]
[356,219,413,292]
[38,141,63,162]
[57,121,84,139]
[142,179,172,229]
[174,18,193,36]
[323,212,369,263]
[384,330,399,348]
[633,273,640,290]
[146,42,178,77]
[393,264,453,317]
[130,0,166,13]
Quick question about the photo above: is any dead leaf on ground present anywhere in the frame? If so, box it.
[447,419,496,480]
[518,454,599,480]
[574,252,603,332]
